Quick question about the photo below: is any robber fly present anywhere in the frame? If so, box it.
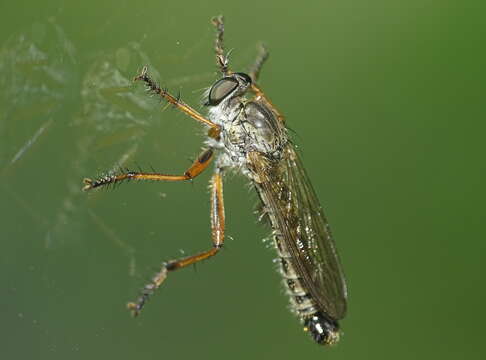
[83,16,347,346]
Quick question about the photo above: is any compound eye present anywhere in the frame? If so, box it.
[207,78,238,106]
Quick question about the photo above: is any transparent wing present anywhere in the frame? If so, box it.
[250,146,347,319]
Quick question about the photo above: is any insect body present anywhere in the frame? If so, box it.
[83,16,347,346]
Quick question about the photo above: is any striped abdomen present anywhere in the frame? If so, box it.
[273,233,319,317]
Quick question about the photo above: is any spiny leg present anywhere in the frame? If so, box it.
[127,171,225,316]
[211,15,230,76]
[247,45,285,122]
[82,149,214,191]
[210,17,284,124]
[248,43,269,83]
[247,46,284,123]
[134,66,221,135]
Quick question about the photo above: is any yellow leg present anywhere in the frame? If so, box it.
[82,149,214,191]
[127,172,225,316]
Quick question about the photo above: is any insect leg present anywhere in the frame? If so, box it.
[245,44,284,123]
[248,43,269,83]
[82,149,214,191]
[134,66,221,134]
[210,16,283,123]
[127,171,225,316]
[211,15,230,76]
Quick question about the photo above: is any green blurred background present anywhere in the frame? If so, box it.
[1,1,484,359]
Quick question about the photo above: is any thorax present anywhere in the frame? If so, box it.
[205,97,288,176]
